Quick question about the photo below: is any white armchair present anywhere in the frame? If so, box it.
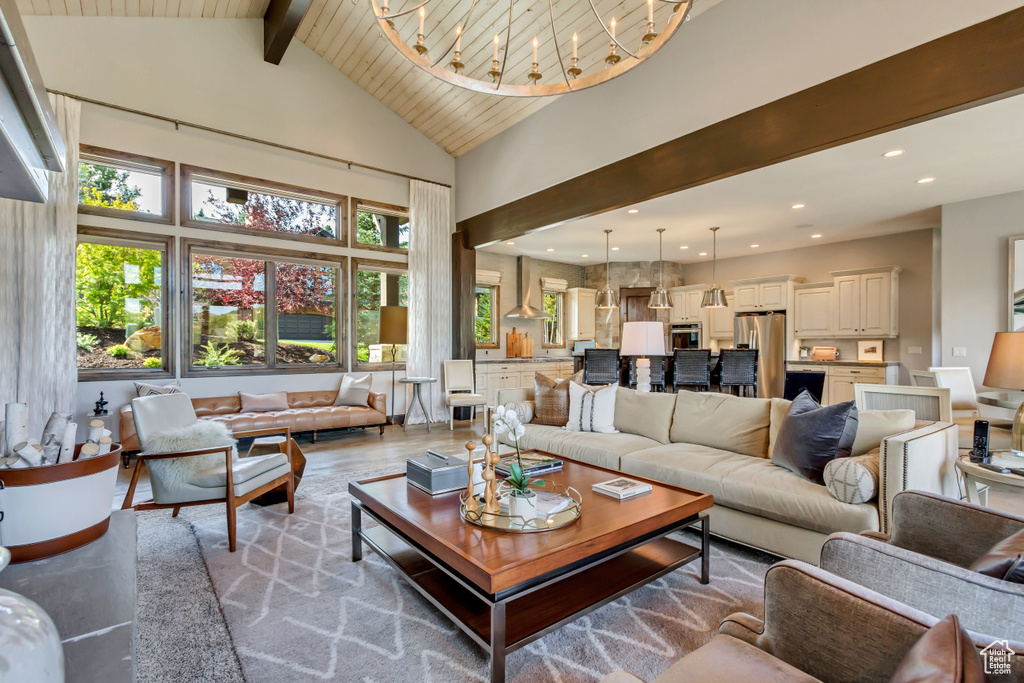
[122,393,295,552]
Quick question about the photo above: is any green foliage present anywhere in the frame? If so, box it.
[356,210,409,249]
[78,162,142,209]
[505,462,547,494]
[76,332,100,351]
[76,242,161,329]
[196,342,241,366]
[107,344,132,358]
[143,357,163,368]
[475,286,493,344]
[357,342,369,362]
[356,269,408,351]
[543,291,562,345]
[227,319,257,342]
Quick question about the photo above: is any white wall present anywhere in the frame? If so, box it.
[454,0,1022,221]
[940,189,1024,387]
[22,18,455,436]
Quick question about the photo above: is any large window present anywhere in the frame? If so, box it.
[182,166,345,244]
[78,146,174,224]
[76,229,172,379]
[186,242,343,375]
[543,290,564,347]
[353,200,410,253]
[475,285,499,348]
[355,261,408,368]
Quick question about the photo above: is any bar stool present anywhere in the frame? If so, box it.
[584,348,621,385]
[672,349,712,392]
[720,349,759,397]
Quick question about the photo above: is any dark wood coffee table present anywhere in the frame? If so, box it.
[349,452,713,683]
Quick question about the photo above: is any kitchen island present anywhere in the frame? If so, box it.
[475,357,575,403]
[786,360,900,405]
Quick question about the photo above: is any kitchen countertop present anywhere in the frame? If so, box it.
[476,357,574,364]
[786,360,901,367]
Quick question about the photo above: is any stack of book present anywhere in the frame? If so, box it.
[592,477,652,500]
[495,453,563,477]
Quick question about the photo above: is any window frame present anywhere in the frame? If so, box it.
[180,165,348,247]
[78,145,175,225]
[475,284,500,349]
[542,289,565,349]
[76,226,176,382]
[352,257,409,371]
[181,238,348,378]
[351,198,410,255]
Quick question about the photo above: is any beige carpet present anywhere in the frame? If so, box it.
[141,467,775,682]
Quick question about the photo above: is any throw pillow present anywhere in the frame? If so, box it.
[768,397,792,460]
[823,449,880,504]
[533,371,582,426]
[772,390,859,485]
[889,615,985,683]
[614,387,676,443]
[143,421,238,495]
[502,401,534,425]
[135,381,182,397]
[852,409,916,457]
[238,391,289,413]
[969,528,1024,584]
[566,382,618,433]
[334,374,373,406]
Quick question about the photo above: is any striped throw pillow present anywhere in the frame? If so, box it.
[135,381,182,397]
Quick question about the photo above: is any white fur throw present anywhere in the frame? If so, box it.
[144,421,237,492]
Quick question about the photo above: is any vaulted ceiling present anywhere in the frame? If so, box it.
[18,0,721,156]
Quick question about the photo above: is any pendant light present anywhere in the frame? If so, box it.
[701,226,727,308]
[596,229,619,309]
[648,228,673,309]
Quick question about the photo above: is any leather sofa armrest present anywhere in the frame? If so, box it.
[368,392,387,416]
[879,421,958,534]
[119,403,140,453]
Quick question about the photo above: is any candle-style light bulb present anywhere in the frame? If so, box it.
[493,34,500,60]
[572,32,578,59]
[647,0,653,24]
[455,25,462,52]
[381,0,388,12]
[532,36,538,64]
[610,17,616,40]
[418,6,425,35]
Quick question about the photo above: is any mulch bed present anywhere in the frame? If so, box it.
[77,326,161,369]
[192,338,334,366]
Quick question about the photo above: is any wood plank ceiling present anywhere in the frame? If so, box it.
[20,0,715,156]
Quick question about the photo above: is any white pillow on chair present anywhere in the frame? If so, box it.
[566,382,618,434]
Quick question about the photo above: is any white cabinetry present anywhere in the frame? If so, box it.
[708,293,735,339]
[729,276,802,312]
[785,362,899,406]
[668,285,708,324]
[829,267,900,338]
[793,285,833,338]
[475,360,574,404]
[567,288,597,340]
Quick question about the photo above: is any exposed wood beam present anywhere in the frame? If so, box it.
[264,0,313,65]
[451,230,476,361]
[457,5,1024,248]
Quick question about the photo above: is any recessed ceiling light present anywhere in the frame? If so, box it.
[917,177,935,184]
[505,241,514,245]
[581,254,589,258]
[750,244,760,248]
[883,149,904,158]
[627,209,639,214]
[811,234,822,239]
[611,247,620,251]
[679,245,689,250]
[791,203,805,209]
[698,252,708,256]
[546,248,554,251]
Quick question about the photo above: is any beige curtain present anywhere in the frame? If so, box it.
[406,180,453,423]
[0,95,81,436]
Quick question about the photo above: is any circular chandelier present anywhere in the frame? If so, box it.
[369,0,693,97]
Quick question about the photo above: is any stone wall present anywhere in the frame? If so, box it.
[584,261,686,347]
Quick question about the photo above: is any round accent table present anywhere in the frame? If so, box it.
[956,454,1024,506]
[400,377,437,432]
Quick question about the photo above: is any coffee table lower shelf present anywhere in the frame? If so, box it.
[352,503,709,683]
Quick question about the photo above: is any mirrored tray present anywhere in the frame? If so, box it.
[460,482,582,533]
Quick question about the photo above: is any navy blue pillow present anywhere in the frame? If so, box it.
[772,390,859,485]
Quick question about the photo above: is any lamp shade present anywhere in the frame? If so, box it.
[701,286,727,308]
[620,321,666,357]
[647,286,673,309]
[378,306,408,345]
[984,332,1024,389]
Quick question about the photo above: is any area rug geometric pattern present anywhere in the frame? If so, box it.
[138,467,774,682]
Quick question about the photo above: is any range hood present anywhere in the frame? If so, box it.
[503,256,548,319]
[0,0,66,203]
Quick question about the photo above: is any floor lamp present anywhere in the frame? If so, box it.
[378,306,408,427]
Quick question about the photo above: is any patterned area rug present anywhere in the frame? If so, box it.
[138,468,775,682]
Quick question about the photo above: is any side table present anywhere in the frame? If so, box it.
[400,377,437,432]
[956,454,1024,506]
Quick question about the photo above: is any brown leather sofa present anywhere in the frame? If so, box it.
[119,390,387,452]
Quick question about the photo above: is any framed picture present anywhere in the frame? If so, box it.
[857,340,884,362]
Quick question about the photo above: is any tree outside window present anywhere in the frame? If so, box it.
[356,267,408,365]
[355,204,410,250]
[475,285,498,347]
[543,290,564,347]
[191,180,337,239]
[191,256,267,367]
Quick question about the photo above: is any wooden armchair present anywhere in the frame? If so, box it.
[122,393,295,552]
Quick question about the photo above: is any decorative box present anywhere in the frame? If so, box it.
[407,451,469,495]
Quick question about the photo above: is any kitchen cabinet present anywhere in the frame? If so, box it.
[708,293,735,339]
[567,288,597,340]
[793,285,833,338]
[786,362,899,406]
[829,267,900,338]
[668,285,708,324]
[730,276,803,312]
[475,360,574,404]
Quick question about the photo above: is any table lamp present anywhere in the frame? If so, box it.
[620,321,666,392]
[379,306,408,426]
[983,332,1024,456]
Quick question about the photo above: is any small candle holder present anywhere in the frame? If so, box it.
[605,43,621,66]
[528,62,542,84]
[381,7,394,28]
[488,59,502,82]
[450,50,465,74]
[414,33,428,56]
[567,57,582,79]
[642,21,658,44]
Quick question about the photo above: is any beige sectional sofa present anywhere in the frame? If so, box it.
[495,387,959,563]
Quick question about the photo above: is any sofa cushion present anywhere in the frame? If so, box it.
[239,391,289,413]
[533,371,581,426]
[969,528,1024,584]
[567,382,618,433]
[646,634,820,683]
[852,409,915,457]
[670,391,771,458]
[189,452,289,488]
[772,392,858,485]
[615,387,676,444]
[823,450,880,505]
[504,423,661,470]
[208,405,384,433]
[768,397,791,460]
[334,374,372,406]
[621,443,879,535]
[889,615,985,683]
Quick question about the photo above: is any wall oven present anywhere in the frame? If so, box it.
[670,323,703,350]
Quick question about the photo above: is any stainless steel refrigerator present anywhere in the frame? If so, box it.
[734,312,786,398]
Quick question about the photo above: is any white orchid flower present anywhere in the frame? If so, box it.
[494,405,507,419]
[493,421,507,436]
[515,424,525,438]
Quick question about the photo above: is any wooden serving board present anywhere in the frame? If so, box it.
[505,328,534,358]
